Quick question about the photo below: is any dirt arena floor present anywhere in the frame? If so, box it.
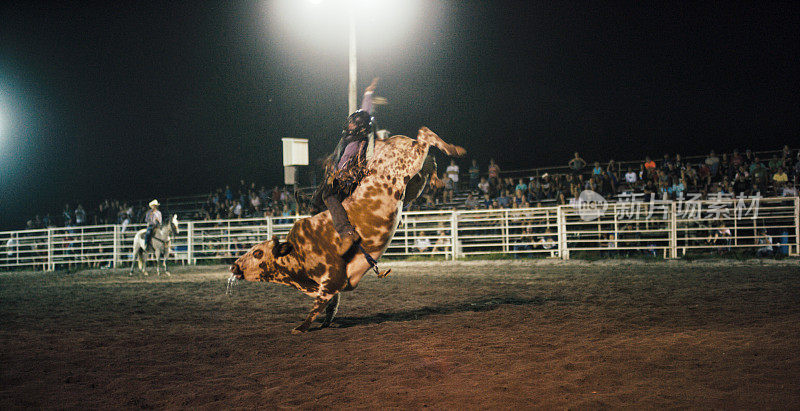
[1,260,799,409]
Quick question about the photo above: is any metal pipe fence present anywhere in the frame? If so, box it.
[1,197,797,271]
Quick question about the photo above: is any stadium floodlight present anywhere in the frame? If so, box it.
[303,0,360,113]
[283,0,420,113]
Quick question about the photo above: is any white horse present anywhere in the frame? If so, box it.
[130,214,179,276]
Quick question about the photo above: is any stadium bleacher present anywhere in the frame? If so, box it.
[19,146,799,231]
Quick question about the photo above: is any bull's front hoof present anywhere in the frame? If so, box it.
[292,322,312,334]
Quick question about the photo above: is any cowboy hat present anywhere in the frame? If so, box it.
[148,199,160,207]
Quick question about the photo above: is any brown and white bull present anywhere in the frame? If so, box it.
[230,127,464,333]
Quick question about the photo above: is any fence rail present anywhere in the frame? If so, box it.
[2,197,797,271]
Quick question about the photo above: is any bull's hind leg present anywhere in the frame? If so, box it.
[417,127,466,157]
[292,294,335,334]
[320,293,341,328]
[405,154,437,204]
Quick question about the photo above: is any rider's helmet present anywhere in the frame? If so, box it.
[342,109,373,139]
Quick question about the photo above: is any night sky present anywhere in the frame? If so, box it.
[1,1,798,229]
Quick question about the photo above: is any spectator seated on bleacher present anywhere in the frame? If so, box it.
[535,227,558,257]
[496,190,511,208]
[478,177,490,196]
[464,193,479,209]
[512,225,535,258]
[706,221,732,254]
[756,229,774,257]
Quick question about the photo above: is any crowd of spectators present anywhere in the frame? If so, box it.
[19,178,313,230]
[193,179,313,222]
[23,200,146,232]
[18,146,799,231]
[9,146,797,268]
[411,145,799,211]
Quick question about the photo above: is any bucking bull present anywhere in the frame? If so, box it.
[230,127,465,333]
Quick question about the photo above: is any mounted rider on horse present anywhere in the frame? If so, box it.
[131,201,179,276]
[144,199,162,248]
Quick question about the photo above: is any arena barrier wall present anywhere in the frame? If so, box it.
[1,197,797,271]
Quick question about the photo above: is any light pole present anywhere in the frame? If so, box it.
[306,0,358,114]
[348,4,357,114]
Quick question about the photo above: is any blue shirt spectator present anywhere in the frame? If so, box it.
[592,162,603,175]
[514,178,527,193]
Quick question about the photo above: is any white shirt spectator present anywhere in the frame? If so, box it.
[446,163,460,183]
[758,234,774,253]
[478,179,490,195]
[75,206,86,225]
[536,234,556,250]
[121,216,131,232]
[625,171,637,183]
[414,237,431,252]
[6,237,17,257]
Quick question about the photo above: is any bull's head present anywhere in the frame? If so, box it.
[230,235,293,282]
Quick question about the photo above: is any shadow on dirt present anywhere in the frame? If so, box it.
[329,296,545,329]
